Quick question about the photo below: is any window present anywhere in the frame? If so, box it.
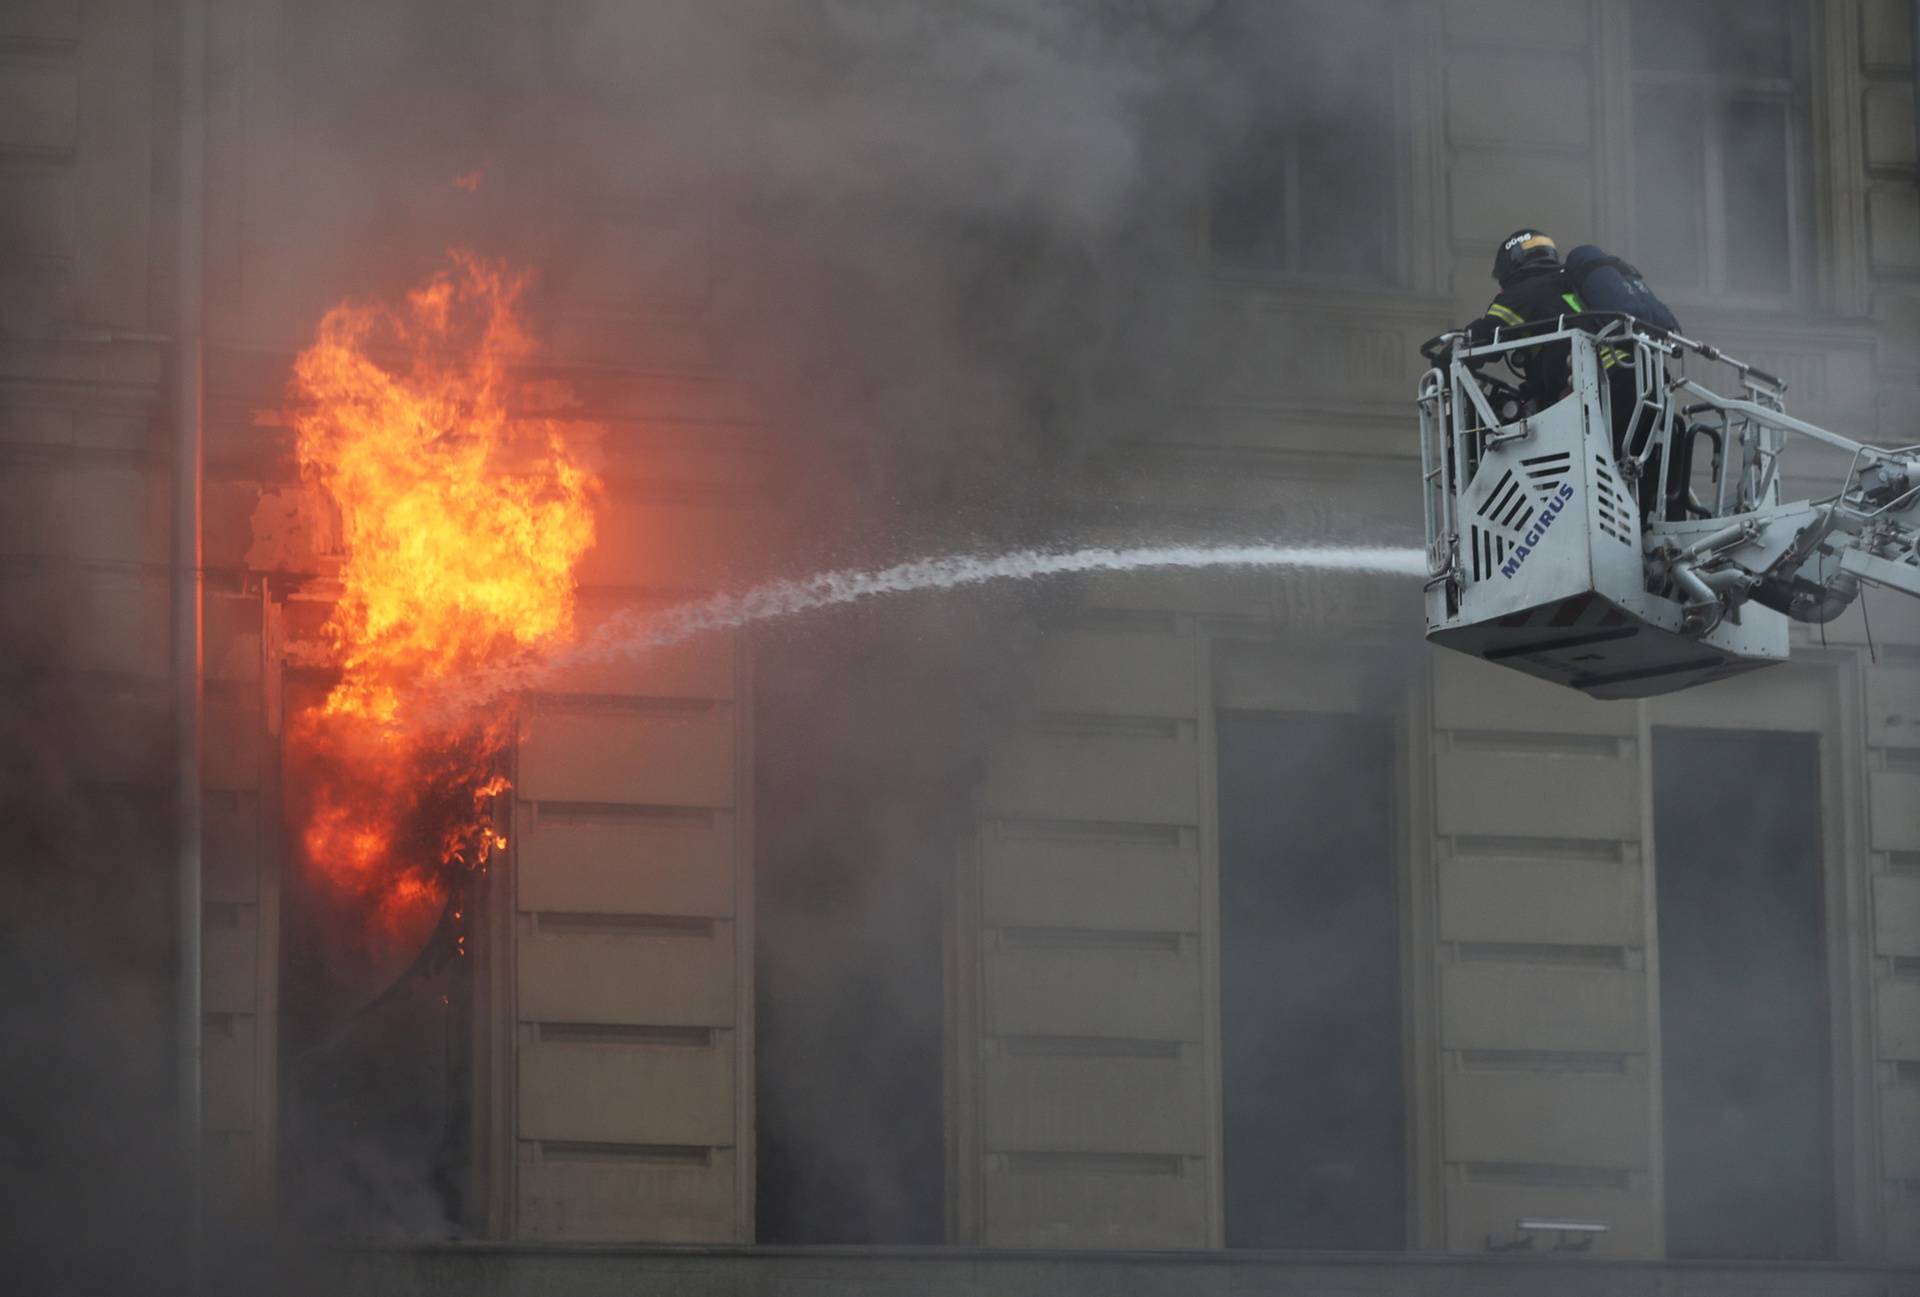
[1204,1,1402,283]
[1628,0,1808,300]
[1217,711,1405,1249]
[1652,728,1835,1260]
[753,647,946,1244]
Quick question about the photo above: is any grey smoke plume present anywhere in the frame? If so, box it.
[247,0,1283,1248]
[0,660,182,1295]
[260,0,1245,553]
[6,0,1438,1268]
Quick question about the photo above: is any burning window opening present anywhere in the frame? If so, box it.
[276,253,599,1235]
[284,250,598,956]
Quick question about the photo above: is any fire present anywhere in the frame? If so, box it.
[285,252,598,946]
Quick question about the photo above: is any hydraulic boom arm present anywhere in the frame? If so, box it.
[1648,388,1920,632]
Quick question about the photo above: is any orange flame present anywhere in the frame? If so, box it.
[286,252,597,946]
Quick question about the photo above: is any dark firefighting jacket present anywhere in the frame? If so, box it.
[1461,264,1596,406]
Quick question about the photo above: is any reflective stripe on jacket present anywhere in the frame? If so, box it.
[1461,266,1592,403]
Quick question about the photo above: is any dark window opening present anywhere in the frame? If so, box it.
[1628,0,1803,299]
[1632,89,1707,287]
[1203,1,1400,282]
[277,672,478,1239]
[1722,98,1793,293]
[1653,727,1834,1260]
[1217,710,1405,1250]
[753,631,946,1244]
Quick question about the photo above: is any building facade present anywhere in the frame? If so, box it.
[4,0,1918,1273]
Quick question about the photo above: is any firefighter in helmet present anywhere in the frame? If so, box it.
[1457,228,1595,410]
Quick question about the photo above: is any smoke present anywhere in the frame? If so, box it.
[3,0,1439,1271]
[1626,0,1797,298]
[0,656,183,1295]
[236,0,1294,1248]
[250,0,1435,1252]
[244,1,1281,552]
[0,0,1863,1276]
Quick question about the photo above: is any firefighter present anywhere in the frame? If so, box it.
[1457,228,1590,410]
[1564,244,1680,334]
[1566,242,1674,456]
[1567,243,1686,515]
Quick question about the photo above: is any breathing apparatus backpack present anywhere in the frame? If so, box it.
[1565,245,1681,334]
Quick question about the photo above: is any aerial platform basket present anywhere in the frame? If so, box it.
[1418,319,1790,700]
